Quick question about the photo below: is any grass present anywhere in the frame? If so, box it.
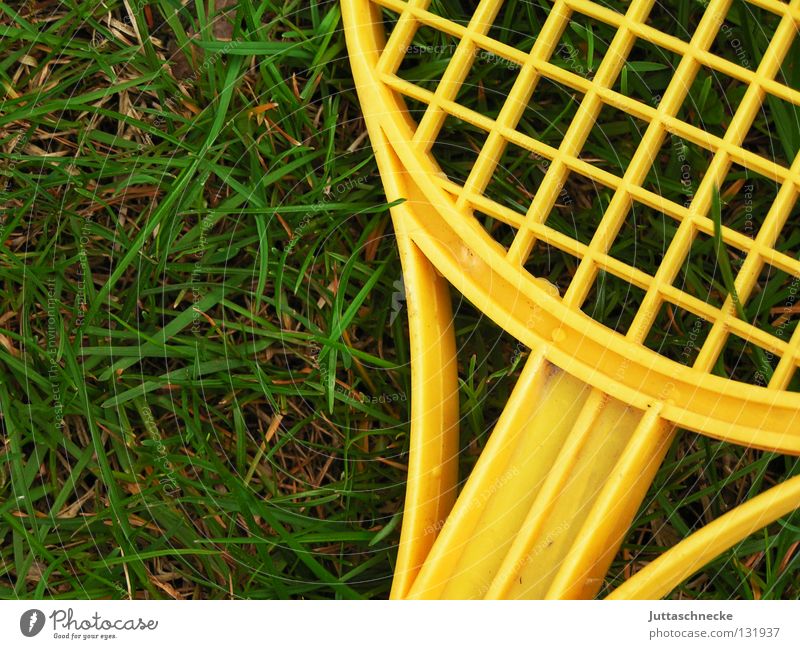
[0,0,798,599]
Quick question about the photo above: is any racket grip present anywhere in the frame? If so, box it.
[405,353,674,599]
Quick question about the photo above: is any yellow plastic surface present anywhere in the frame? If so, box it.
[372,126,461,598]
[342,0,800,599]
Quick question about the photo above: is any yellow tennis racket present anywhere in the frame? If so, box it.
[343,0,800,599]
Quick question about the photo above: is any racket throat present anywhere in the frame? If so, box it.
[407,353,674,599]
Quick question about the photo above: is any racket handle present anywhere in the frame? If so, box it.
[405,353,674,599]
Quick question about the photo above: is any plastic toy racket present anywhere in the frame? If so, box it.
[343,0,800,598]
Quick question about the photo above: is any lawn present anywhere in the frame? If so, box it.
[0,0,799,599]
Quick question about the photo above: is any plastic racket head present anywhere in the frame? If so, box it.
[343,0,800,598]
